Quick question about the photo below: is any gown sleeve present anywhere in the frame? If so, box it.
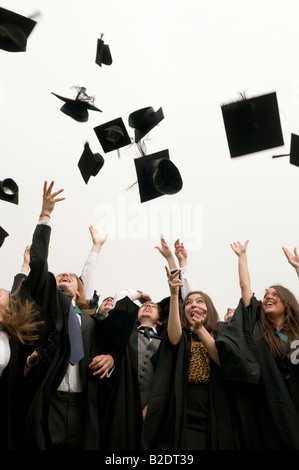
[215,295,261,383]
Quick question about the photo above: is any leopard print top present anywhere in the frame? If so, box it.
[188,331,213,383]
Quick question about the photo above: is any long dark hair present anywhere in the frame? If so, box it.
[261,284,299,359]
[181,291,219,332]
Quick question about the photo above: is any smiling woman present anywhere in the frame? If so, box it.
[228,240,299,364]
[215,240,299,450]
[142,267,241,450]
[55,272,94,312]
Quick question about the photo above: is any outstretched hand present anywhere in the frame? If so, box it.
[165,265,182,295]
[89,225,108,252]
[174,238,187,266]
[155,235,173,259]
[41,180,65,216]
[155,235,177,270]
[282,246,299,271]
[23,245,31,265]
[230,240,249,256]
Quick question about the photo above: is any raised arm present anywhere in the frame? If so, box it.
[80,225,107,300]
[113,288,151,306]
[28,181,65,299]
[282,246,299,278]
[174,238,187,268]
[174,238,196,298]
[10,245,32,293]
[155,235,177,270]
[230,240,252,307]
[39,180,65,222]
[165,266,183,345]
[21,245,31,274]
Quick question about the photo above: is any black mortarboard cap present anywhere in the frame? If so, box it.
[272,133,299,167]
[290,134,299,167]
[0,226,8,247]
[128,106,164,142]
[78,142,104,184]
[0,178,18,204]
[134,149,183,203]
[221,92,284,158]
[94,117,131,152]
[52,88,102,122]
[0,7,37,52]
[95,36,112,66]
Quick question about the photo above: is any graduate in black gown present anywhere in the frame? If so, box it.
[98,295,163,451]
[216,240,299,450]
[142,268,241,450]
[2,181,136,450]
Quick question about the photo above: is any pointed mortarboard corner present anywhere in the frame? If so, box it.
[272,133,299,167]
[52,86,102,122]
[95,35,112,67]
[134,149,183,203]
[0,226,8,247]
[0,7,37,52]
[221,92,284,158]
[94,117,131,153]
[78,142,104,184]
[128,106,164,143]
[0,178,19,204]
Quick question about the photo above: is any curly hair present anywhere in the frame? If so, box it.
[181,291,219,332]
[261,284,299,359]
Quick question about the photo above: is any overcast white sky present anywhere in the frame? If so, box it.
[1,0,299,319]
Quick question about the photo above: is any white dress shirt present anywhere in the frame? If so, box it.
[80,251,100,300]
[0,330,10,377]
[57,300,83,393]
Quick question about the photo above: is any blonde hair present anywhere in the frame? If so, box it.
[1,284,42,344]
[71,274,96,314]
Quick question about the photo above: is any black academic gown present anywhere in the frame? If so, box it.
[142,326,240,450]
[216,295,299,450]
[98,322,161,451]
[4,224,135,450]
[2,224,98,449]
[2,229,58,450]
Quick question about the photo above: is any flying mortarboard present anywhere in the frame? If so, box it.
[95,35,112,66]
[134,149,183,203]
[272,133,299,167]
[52,86,102,122]
[0,226,8,247]
[128,106,164,143]
[78,142,104,184]
[221,92,284,158]
[0,7,37,52]
[94,117,131,152]
[0,178,18,204]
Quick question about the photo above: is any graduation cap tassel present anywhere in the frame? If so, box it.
[28,10,42,20]
[136,140,147,157]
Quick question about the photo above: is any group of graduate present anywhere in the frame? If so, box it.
[1,179,299,451]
